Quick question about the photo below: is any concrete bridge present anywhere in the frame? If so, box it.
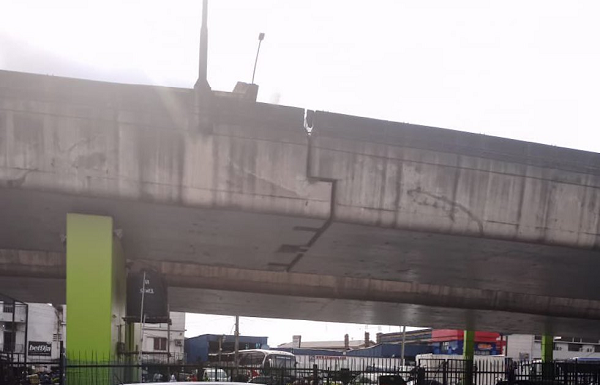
[1,67,600,345]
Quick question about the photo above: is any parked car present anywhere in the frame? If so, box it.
[352,373,406,385]
[124,382,252,385]
[249,374,293,385]
[203,368,232,382]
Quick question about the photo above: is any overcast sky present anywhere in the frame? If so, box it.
[2,1,599,344]
[185,314,411,347]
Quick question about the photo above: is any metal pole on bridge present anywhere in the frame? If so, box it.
[138,271,147,369]
[234,316,240,380]
[401,326,407,367]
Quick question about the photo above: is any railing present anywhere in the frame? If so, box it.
[140,351,186,364]
[3,354,600,385]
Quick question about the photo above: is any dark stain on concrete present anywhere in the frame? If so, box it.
[393,159,404,226]
[515,173,528,237]
[13,114,44,168]
[137,128,185,203]
[576,178,590,245]
[73,152,106,170]
[376,156,390,226]
[14,114,43,145]
[1,169,33,188]
[0,112,6,164]
[536,177,554,242]
[63,135,98,154]
[594,191,600,250]
[449,155,462,222]
[407,187,484,234]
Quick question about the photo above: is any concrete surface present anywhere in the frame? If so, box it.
[1,69,600,336]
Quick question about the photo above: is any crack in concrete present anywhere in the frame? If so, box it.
[0,169,35,188]
[57,133,101,154]
[228,158,301,198]
[407,187,484,234]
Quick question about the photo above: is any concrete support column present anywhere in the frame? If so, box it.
[541,334,554,381]
[541,334,553,362]
[66,214,126,366]
[463,330,475,385]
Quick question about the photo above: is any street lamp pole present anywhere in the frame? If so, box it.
[138,271,147,367]
[251,33,265,84]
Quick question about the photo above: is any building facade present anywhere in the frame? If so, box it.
[375,329,504,356]
[507,334,600,361]
[0,301,65,363]
[429,330,503,356]
[0,300,28,361]
[185,334,268,363]
[138,312,186,363]
[1,298,184,364]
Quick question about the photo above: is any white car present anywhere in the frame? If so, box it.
[123,381,248,385]
[203,368,231,382]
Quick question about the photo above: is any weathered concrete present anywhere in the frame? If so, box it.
[0,70,331,219]
[309,112,600,249]
[1,69,600,335]
[4,248,600,337]
[4,249,600,321]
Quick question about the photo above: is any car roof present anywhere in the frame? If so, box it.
[239,349,295,357]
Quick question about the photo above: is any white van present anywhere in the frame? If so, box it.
[203,368,231,382]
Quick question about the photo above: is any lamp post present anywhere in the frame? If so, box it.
[251,33,265,84]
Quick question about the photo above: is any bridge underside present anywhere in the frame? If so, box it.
[2,187,600,337]
[2,276,600,338]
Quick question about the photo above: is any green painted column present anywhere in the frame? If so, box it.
[463,330,475,385]
[463,330,475,360]
[541,334,554,381]
[541,334,553,362]
[66,214,126,380]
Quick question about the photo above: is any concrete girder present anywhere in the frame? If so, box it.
[3,249,600,325]
[2,69,600,339]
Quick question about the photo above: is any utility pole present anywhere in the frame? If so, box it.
[218,335,224,363]
[251,33,265,84]
[167,318,171,362]
[198,0,209,85]
[234,316,240,379]
[400,326,407,367]
[138,271,147,367]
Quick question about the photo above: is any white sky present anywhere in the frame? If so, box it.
[2,0,599,345]
[185,314,412,348]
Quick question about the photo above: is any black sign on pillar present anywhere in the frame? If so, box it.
[126,269,169,323]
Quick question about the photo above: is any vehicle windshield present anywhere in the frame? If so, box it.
[266,354,296,369]
[239,351,267,366]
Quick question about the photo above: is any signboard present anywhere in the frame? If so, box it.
[315,355,347,360]
[126,269,169,323]
[28,341,52,356]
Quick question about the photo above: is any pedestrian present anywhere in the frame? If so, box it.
[171,373,177,382]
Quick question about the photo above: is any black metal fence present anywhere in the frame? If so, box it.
[3,355,600,385]
[417,358,600,385]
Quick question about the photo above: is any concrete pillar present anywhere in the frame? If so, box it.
[541,334,554,381]
[463,330,475,360]
[66,214,126,368]
[541,334,553,362]
[463,330,475,385]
